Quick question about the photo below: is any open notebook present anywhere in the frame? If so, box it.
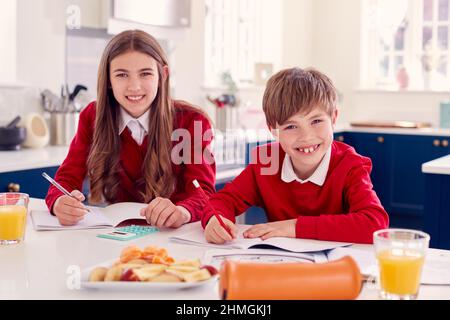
[31,202,148,231]
[170,224,351,253]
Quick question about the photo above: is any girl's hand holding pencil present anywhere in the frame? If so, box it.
[53,190,89,226]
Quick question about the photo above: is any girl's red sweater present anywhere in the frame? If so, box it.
[45,100,216,222]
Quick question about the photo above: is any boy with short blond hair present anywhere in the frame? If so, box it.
[203,67,388,244]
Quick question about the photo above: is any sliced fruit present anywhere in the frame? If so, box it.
[132,267,165,281]
[167,265,200,273]
[171,259,201,267]
[183,269,212,282]
[200,265,218,276]
[120,269,139,282]
[104,266,124,281]
[150,272,183,283]
[89,267,108,282]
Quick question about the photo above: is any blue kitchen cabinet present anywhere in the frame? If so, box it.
[0,167,59,199]
[386,135,448,229]
[424,173,450,249]
[344,133,450,231]
[342,132,389,209]
[244,139,273,225]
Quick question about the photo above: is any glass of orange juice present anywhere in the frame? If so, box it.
[373,229,430,300]
[0,193,29,245]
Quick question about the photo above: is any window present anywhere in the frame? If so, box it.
[204,0,262,87]
[362,0,450,90]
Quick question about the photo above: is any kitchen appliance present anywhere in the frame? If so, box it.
[0,116,27,151]
[20,113,50,148]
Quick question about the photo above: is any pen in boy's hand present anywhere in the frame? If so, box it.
[192,179,233,238]
[41,172,90,212]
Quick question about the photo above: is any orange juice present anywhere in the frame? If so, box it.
[0,205,27,241]
[377,248,425,295]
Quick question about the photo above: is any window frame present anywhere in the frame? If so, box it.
[204,0,262,88]
[361,0,450,91]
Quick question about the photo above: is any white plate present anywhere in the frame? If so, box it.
[81,259,218,291]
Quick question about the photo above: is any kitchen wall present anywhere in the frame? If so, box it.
[0,0,17,84]
[1,0,447,128]
[310,0,449,126]
[174,0,309,130]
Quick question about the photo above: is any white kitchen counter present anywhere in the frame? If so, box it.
[0,145,245,184]
[1,197,450,300]
[0,146,69,173]
[422,154,450,175]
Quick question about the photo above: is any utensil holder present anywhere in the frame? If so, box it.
[50,112,79,145]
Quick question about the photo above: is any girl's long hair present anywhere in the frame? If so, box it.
[87,30,175,204]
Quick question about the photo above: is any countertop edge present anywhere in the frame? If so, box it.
[422,155,450,175]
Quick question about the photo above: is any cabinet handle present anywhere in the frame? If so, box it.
[377,136,384,143]
[442,139,449,147]
[337,135,344,142]
[433,139,441,147]
[7,183,20,192]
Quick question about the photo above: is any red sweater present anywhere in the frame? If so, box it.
[201,141,388,244]
[45,100,216,222]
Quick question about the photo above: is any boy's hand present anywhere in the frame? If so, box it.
[243,219,296,240]
[53,190,88,226]
[205,215,237,244]
[139,197,190,228]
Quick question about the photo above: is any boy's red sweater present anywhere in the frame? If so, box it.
[45,100,216,222]
[201,141,388,244]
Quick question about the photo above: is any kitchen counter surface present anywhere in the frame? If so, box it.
[2,124,450,174]
[0,145,246,183]
[422,154,450,175]
[0,146,69,173]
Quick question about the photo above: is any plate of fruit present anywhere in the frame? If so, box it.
[81,245,219,290]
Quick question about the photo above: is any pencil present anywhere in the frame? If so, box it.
[192,179,233,237]
[42,172,90,212]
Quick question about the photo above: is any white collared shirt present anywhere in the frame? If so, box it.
[118,107,149,145]
[281,146,332,186]
[118,106,192,222]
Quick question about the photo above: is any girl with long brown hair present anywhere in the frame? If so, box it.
[45,30,215,228]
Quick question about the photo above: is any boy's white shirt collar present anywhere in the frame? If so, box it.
[281,145,332,186]
[118,107,149,145]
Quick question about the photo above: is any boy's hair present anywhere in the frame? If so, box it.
[262,67,338,128]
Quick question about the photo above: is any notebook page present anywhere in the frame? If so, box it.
[256,237,351,253]
[171,224,351,253]
[101,202,147,227]
[170,224,260,249]
[31,207,113,231]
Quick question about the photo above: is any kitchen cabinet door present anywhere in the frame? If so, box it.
[424,173,450,249]
[0,167,59,199]
[243,140,273,225]
[342,132,390,212]
[386,135,448,229]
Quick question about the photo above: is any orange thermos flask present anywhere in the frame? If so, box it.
[219,256,362,300]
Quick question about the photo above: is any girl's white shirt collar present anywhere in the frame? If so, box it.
[281,145,332,186]
[118,107,149,145]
